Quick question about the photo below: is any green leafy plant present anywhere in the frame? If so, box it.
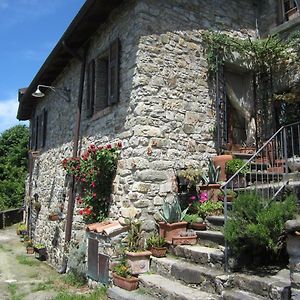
[225,158,250,175]
[224,192,297,266]
[159,195,189,223]
[192,200,223,219]
[202,158,221,184]
[177,166,202,187]
[34,243,46,250]
[62,142,121,223]
[126,219,144,252]
[113,256,131,278]
[146,233,166,249]
[183,214,204,224]
[17,223,27,231]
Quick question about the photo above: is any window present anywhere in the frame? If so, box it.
[31,108,47,150]
[279,0,299,23]
[87,39,120,117]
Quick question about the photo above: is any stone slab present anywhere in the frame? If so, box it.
[139,274,220,300]
[222,289,265,300]
[107,286,157,300]
[196,230,225,246]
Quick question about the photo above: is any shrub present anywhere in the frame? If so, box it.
[224,192,297,266]
[225,159,250,175]
[192,200,223,219]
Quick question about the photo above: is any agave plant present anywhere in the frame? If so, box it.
[202,158,221,184]
[159,195,189,223]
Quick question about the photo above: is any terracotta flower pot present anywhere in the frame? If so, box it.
[188,222,206,231]
[26,247,34,254]
[158,221,187,244]
[150,246,167,258]
[199,184,221,202]
[213,155,233,181]
[112,273,139,291]
[126,250,151,275]
[172,235,197,246]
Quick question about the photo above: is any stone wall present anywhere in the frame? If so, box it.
[28,0,257,269]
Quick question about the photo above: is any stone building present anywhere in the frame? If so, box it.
[17,0,300,270]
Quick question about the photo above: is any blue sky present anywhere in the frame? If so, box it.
[0,0,85,133]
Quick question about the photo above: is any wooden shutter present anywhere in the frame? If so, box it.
[108,38,120,105]
[41,109,47,148]
[35,115,39,151]
[94,57,108,112]
[38,112,44,149]
[87,59,95,117]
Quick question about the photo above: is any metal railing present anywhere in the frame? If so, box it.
[222,121,300,271]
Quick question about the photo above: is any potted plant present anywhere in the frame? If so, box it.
[16,223,27,235]
[112,256,139,291]
[146,233,167,257]
[26,240,34,254]
[184,213,206,231]
[158,194,189,243]
[171,230,197,246]
[200,158,221,201]
[125,219,151,275]
[193,200,223,218]
[225,158,250,188]
[217,189,237,202]
[34,243,46,260]
[212,154,233,181]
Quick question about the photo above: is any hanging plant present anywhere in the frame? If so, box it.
[62,142,121,223]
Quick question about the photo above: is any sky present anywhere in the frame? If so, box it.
[0,0,85,133]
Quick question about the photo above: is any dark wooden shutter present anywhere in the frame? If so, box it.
[41,109,47,148]
[87,59,95,117]
[38,112,44,149]
[94,58,108,112]
[35,115,39,151]
[108,38,120,105]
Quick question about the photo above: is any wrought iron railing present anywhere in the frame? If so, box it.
[222,120,300,271]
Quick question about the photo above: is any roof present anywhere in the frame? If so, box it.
[17,0,124,121]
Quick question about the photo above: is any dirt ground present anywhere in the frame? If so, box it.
[0,225,100,300]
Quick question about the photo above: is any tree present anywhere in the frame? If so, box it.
[0,125,29,210]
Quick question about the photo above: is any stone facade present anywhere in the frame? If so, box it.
[27,0,292,269]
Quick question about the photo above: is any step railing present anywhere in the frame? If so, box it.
[222,120,300,271]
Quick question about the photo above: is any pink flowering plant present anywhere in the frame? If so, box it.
[62,142,121,223]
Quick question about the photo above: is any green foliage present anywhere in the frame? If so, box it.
[113,256,131,278]
[67,241,87,285]
[202,31,298,74]
[183,214,203,224]
[146,233,166,248]
[159,194,189,223]
[126,219,144,252]
[225,159,250,175]
[178,166,202,186]
[34,243,46,249]
[224,192,297,265]
[63,272,86,288]
[0,125,29,210]
[202,158,221,184]
[62,142,121,223]
[17,223,27,231]
[53,287,107,300]
[193,200,223,219]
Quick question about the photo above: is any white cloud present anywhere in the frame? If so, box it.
[0,98,28,133]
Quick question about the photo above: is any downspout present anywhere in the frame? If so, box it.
[60,43,88,273]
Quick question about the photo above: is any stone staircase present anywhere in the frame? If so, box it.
[107,215,291,300]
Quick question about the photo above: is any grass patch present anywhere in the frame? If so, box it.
[28,272,39,279]
[16,255,40,267]
[8,283,22,300]
[31,280,54,292]
[62,272,87,288]
[53,287,107,300]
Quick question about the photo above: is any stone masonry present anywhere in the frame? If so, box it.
[28,0,260,269]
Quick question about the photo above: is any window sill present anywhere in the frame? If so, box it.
[91,106,113,122]
[270,15,300,35]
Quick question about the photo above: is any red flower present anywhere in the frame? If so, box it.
[97,145,103,150]
[117,141,122,148]
[106,144,112,149]
[79,210,83,215]
[93,192,97,198]
[90,181,96,188]
[85,208,92,215]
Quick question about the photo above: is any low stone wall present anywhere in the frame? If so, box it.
[0,208,24,229]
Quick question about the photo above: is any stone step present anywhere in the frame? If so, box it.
[196,230,225,246]
[139,273,220,300]
[107,286,158,300]
[150,256,226,294]
[232,269,291,299]
[206,216,225,227]
[171,244,225,269]
[222,289,265,300]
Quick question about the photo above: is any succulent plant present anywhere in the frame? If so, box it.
[202,158,221,184]
[159,195,189,223]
